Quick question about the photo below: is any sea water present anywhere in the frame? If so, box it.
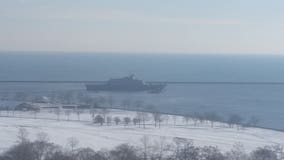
[0,52,284,130]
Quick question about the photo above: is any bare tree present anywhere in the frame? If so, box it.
[2,142,35,160]
[89,107,97,119]
[183,114,191,125]
[123,117,131,126]
[17,128,29,144]
[99,108,109,121]
[64,110,72,121]
[93,115,104,125]
[152,137,171,160]
[192,112,201,126]
[225,143,249,160]
[114,117,121,125]
[110,144,140,160]
[250,146,278,160]
[34,135,55,160]
[67,137,79,153]
[75,148,96,160]
[2,134,283,160]
[133,118,140,126]
[172,115,177,127]
[106,116,112,126]
[199,146,225,160]
[11,107,16,117]
[227,114,243,129]
[172,138,198,160]
[271,144,284,160]
[36,132,49,143]
[32,109,40,119]
[163,115,170,125]
[136,112,142,128]
[54,108,61,121]
[141,135,150,160]
[152,112,163,128]
[137,112,149,129]
[204,112,222,128]
[75,109,83,121]
[6,106,10,117]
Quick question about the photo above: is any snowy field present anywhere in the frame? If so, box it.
[0,109,283,153]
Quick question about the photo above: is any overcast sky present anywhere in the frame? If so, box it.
[0,0,284,54]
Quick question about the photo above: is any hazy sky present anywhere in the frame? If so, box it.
[0,0,284,54]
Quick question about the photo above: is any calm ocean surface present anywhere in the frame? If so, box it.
[0,52,284,130]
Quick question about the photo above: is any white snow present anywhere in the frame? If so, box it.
[0,109,283,153]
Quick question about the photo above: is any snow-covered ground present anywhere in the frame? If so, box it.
[0,109,283,153]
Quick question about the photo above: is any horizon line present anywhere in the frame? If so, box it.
[2,80,284,85]
[1,50,284,56]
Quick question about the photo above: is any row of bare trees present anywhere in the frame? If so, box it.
[182,111,260,129]
[92,111,165,129]
[1,128,283,160]
[0,105,260,130]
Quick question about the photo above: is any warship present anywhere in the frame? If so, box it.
[85,75,166,93]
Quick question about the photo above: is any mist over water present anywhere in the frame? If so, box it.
[1,52,284,82]
[1,52,284,130]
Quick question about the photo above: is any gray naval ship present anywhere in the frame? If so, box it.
[85,75,166,93]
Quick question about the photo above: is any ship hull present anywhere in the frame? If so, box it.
[85,83,166,93]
